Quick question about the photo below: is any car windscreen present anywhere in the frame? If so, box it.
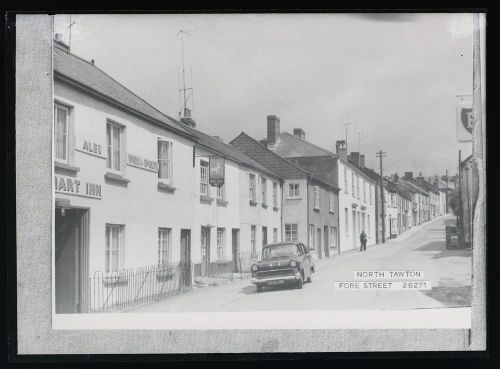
[262,244,299,259]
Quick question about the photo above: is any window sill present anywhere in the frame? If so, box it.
[329,210,335,214]
[104,172,130,186]
[200,194,214,203]
[249,200,258,206]
[103,276,129,286]
[54,161,80,176]
[273,206,279,212]
[158,181,176,193]
[286,197,302,200]
[262,203,268,209]
[216,198,228,206]
[314,207,320,212]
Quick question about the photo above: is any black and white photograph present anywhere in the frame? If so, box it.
[12,11,487,355]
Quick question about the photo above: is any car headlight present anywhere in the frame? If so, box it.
[251,264,258,272]
[290,260,297,267]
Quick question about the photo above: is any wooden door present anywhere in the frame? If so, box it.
[232,229,240,272]
[180,229,191,287]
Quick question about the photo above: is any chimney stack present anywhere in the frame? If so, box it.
[267,115,280,148]
[293,128,305,140]
[336,140,347,160]
[393,173,399,183]
[54,33,70,52]
[348,152,360,167]
[180,108,196,127]
[404,172,413,180]
[359,154,365,168]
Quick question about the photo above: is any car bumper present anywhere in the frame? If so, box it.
[252,272,301,285]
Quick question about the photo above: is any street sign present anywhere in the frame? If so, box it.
[456,100,473,142]
[209,157,225,187]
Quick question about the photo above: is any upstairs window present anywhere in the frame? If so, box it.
[249,173,256,202]
[329,192,334,212]
[344,167,348,193]
[158,140,172,182]
[54,103,69,162]
[288,183,300,198]
[200,161,209,196]
[273,182,278,207]
[106,122,122,172]
[216,184,225,199]
[261,176,267,205]
[313,186,320,209]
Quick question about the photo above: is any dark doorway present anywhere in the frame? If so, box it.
[232,228,240,272]
[316,228,322,259]
[324,226,329,257]
[55,207,88,314]
[262,226,268,248]
[201,226,211,277]
[180,229,192,287]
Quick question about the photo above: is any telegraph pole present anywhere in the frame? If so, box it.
[445,169,449,213]
[376,150,387,243]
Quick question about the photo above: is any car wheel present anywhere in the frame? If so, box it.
[296,273,304,289]
[256,285,263,293]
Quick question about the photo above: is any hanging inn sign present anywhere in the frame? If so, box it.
[209,157,225,187]
[456,98,473,142]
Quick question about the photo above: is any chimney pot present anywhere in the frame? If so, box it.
[404,172,413,180]
[267,115,280,148]
[348,152,360,167]
[336,140,347,160]
[293,128,305,140]
[359,154,365,168]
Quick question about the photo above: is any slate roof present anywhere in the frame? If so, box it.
[399,180,429,196]
[182,126,280,179]
[231,132,308,179]
[260,131,335,158]
[231,132,339,190]
[409,178,440,195]
[53,44,195,140]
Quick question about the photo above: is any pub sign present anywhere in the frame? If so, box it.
[209,157,225,187]
[456,101,473,142]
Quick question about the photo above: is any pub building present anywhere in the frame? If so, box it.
[53,37,198,313]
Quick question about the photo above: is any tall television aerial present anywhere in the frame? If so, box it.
[177,30,196,127]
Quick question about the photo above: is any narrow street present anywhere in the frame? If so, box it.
[130,214,471,313]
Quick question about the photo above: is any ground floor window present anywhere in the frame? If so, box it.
[329,227,337,247]
[217,228,225,260]
[251,225,257,257]
[105,224,124,273]
[285,223,298,242]
[158,228,171,265]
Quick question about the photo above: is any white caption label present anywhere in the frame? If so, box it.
[335,281,432,290]
[353,270,425,280]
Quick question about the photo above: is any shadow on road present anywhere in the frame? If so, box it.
[422,286,471,307]
[416,241,472,259]
[239,284,297,295]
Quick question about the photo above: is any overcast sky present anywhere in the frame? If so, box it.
[54,13,474,176]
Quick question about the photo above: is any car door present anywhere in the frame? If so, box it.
[299,243,311,279]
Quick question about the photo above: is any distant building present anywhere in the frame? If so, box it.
[231,132,340,259]
[260,115,377,252]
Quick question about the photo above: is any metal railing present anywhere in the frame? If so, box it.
[86,262,188,312]
[236,251,261,277]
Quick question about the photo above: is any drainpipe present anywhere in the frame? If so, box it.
[280,178,284,242]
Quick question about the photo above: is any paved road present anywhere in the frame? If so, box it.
[130,215,471,312]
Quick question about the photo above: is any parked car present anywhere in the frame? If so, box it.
[250,242,315,292]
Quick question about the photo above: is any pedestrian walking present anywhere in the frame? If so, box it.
[360,230,367,252]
